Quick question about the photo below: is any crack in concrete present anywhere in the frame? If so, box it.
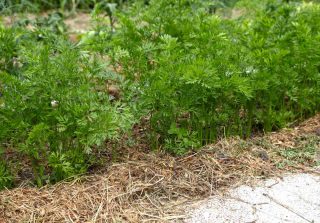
[185,173,320,223]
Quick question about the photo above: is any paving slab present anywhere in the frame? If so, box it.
[185,173,320,223]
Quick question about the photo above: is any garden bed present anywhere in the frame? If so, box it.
[0,114,319,222]
[1,1,320,222]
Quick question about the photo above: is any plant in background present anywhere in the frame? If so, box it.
[0,0,135,14]
[93,1,117,32]
[0,27,19,75]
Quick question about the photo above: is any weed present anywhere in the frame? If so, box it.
[277,136,320,169]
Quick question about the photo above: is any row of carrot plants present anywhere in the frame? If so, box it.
[0,0,319,188]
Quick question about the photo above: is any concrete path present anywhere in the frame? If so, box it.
[185,173,320,223]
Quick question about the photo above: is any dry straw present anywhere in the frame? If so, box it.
[0,114,319,223]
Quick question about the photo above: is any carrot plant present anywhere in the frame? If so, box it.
[1,0,320,187]
[109,0,320,154]
[0,25,133,186]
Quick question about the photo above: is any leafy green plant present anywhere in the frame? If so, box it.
[0,26,133,186]
[108,0,320,154]
[1,0,320,187]
[277,136,320,169]
[164,123,200,155]
[20,123,51,186]
[0,161,13,189]
[0,26,19,75]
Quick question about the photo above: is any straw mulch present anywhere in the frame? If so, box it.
[0,114,319,223]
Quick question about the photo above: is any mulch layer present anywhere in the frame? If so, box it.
[0,114,319,223]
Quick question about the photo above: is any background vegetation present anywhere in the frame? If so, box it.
[1,0,320,188]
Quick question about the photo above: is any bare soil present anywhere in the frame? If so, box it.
[1,12,92,34]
